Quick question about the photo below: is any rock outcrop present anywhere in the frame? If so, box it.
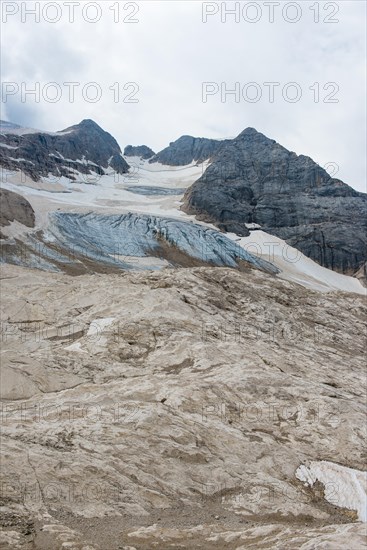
[124,144,155,159]
[183,128,367,275]
[0,119,130,181]
[149,135,229,165]
[0,189,35,231]
[355,261,367,287]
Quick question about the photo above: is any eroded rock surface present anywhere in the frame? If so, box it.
[0,264,366,549]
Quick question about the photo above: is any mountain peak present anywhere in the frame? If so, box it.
[124,144,155,159]
[183,129,366,274]
[62,119,104,133]
[239,127,259,135]
[149,135,226,166]
[0,118,129,180]
[237,127,272,141]
[79,119,101,128]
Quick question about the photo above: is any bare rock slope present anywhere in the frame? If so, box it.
[149,135,229,166]
[124,144,155,159]
[0,119,129,181]
[183,128,367,275]
[0,189,35,230]
[1,263,366,549]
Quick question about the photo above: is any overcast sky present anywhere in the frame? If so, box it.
[1,0,366,191]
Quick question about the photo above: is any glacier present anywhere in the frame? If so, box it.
[42,211,279,273]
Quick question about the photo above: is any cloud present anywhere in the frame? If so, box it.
[1,0,365,191]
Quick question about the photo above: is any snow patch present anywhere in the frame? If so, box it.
[226,230,366,295]
[296,461,367,522]
[0,143,18,150]
[64,342,87,354]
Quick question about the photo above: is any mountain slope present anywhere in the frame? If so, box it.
[0,119,129,181]
[183,128,367,275]
[124,144,155,159]
[0,263,366,548]
[0,120,366,550]
[0,189,35,233]
[149,135,229,166]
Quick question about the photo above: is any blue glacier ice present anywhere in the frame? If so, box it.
[44,211,279,273]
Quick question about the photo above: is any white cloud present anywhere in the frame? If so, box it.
[1,0,365,191]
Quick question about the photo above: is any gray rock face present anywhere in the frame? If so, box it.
[354,261,367,287]
[183,128,367,275]
[124,144,155,159]
[149,135,229,166]
[0,189,35,230]
[0,119,130,181]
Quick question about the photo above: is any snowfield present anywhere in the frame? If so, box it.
[227,231,366,295]
[296,461,367,522]
[1,160,365,294]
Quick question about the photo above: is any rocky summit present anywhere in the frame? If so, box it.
[0,119,129,182]
[183,128,367,276]
[149,135,229,166]
[124,144,155,159]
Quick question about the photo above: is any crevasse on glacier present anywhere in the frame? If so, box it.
[42,211,279,273]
